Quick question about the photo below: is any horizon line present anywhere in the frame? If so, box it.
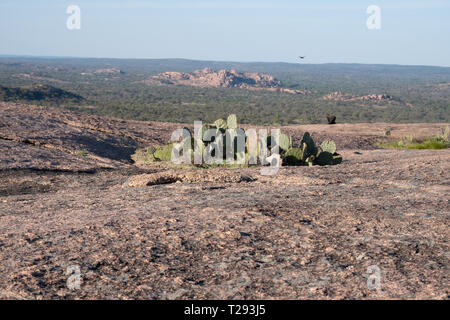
[0,54,449,69]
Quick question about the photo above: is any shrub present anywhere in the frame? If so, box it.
[134,114,343,167]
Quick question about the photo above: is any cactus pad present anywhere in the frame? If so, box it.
[320,140,337,154]
[214,118,227,130]
[285,147,303,165]
[227,114,238,130]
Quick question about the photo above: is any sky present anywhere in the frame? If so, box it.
[0,0,449,66]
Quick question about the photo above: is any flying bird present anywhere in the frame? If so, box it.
[299,56,306,59]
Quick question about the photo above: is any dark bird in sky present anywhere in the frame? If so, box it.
[299,56,306,59]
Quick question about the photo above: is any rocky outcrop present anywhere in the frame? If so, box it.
[0,102,182,170]
[1,147,449,299]
[360,93,392,101]
[147,68,280,88]
[321,91,395,103]
[93,68,123,74]
[144,68,309,94]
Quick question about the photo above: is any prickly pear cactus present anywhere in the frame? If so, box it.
[320,140,337,154]
[227,114,238,130]
[192,138,205,163]
[285,147,303,165]
[332,154,343,165]
[202,126,222,144]
[305,155,315,167]
[315,151,334,166]
[153,143,174,161]
[301,132,317,156]
[300,142,308,161]
[222,130,235,162]
[278,133,291,152]
[192,138,205,150]
[146,145,156,156]
[134,113,344,168]
[195,124,211,141]
[214,118,227,131]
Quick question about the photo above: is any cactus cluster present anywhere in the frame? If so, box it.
[139,114,343,167]
[283,134,342,166]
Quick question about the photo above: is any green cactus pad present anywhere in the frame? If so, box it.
[146,145,156,156]
[153,143,174,161]
[278,133,291,152]
[194,124,210,140]
[315,151,334,166]
[214,118,227,130]
[202,127,222,144]
[320,140,337,154]
[285,147,303,165]
[226,114,238,130]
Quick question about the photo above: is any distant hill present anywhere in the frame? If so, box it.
[0,84,84,103]
[0,57,448,124]
[143,68,309,94]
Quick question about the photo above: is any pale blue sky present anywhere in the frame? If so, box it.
[0,0,449,66]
